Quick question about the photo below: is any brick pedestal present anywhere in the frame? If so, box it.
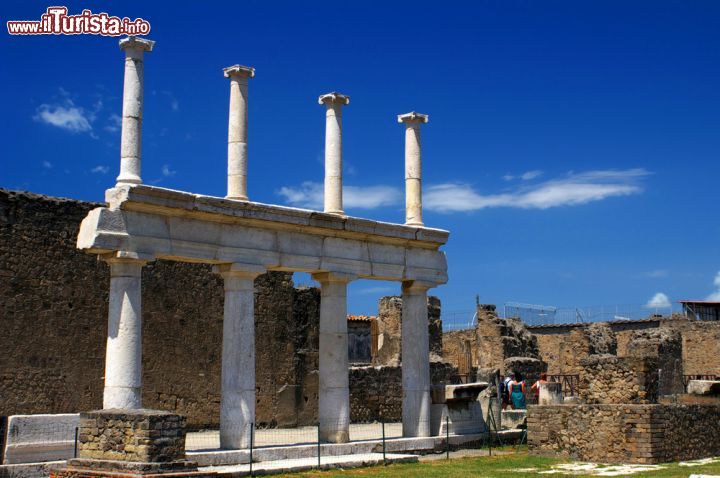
[50,410,214,478]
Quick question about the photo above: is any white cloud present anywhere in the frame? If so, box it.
[425,168,650,212]
[34,102,93,133]
[278,168,649,213]
[161,164,177,177]
[104,114,122,133]
[646,292,671,309]
[42,160,52,169]
[521,170,543,180]
[504,170,543,181]
[277,182,401,210]
[706,271,720,301]
[161,91,179,112]
[644,270,669,278]
[91,165,110,174]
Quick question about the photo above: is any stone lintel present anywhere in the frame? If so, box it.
[119,36,155,53]
[398,111,429,124]
[318,92,350,106]
[223,64,255,79]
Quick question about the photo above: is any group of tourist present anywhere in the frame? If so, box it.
[501,372,549,410]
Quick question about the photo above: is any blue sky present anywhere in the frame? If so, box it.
[2,1,719,323]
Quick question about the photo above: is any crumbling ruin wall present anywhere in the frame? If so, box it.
[529,403,720,464]
[661,320,720,376]
[349,362,454,422]
[477,305,539,374]
[626,328,684,396]
[374,295,444,366]
[578,355,659,404]
[533,323,617,375]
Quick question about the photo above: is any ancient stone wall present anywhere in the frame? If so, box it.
[528,404,720,464]
[374,295,443,366]
[531,318,720,379]
[662,320,720,376]
[578,355,658,404]
[627,328,684,396]
[349,362,454,423]
[0,189,452,429]
[477,305,539,374]
[0,187,321,428]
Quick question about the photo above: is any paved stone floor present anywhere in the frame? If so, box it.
[186,423,404,450]
[200,452,417,475]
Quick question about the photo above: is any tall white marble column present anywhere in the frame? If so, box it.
[223,65,255,201]
[397,112,428,227]
[312,272,354,443]
[117,36,154,186]
[318,93,349,216]
[103,255,148,409]
[401,280,432,437]
[214,264,264,449]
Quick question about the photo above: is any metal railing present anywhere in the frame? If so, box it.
[547,374,580,396]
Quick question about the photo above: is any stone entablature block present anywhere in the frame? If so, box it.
[77,184,449,285]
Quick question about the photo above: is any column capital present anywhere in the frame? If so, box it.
[223,64,255,80]
[119,36,155,55]
[318,92,350,106]
[101,251,153,265]
[312,271,356,284]
[213,263,266,279]
[402,280,436,294]
[398,111,428,125]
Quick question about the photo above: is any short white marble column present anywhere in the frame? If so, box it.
[223,65,255,201]
[318,93,349,216]
[214,264,264,449]
[401,280,432,437]
[397,112,428,227]
[103,256,148,409]
[312,272,354,443]
[117,36,154,186]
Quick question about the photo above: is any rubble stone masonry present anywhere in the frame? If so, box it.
[578,355,658,404]
[528,404,720,464]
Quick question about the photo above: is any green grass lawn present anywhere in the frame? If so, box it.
[276,453,720,477]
